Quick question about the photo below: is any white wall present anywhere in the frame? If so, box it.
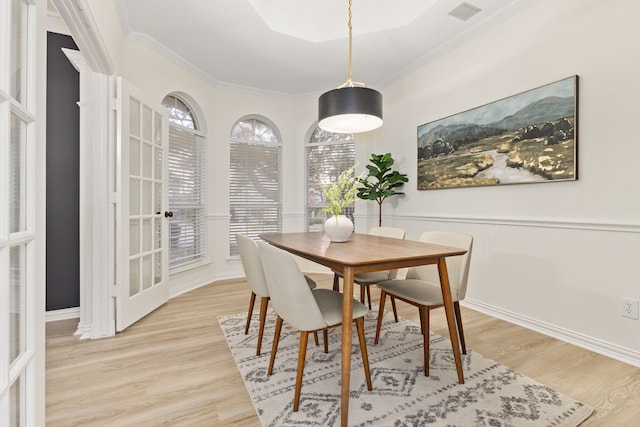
[84,0,640,365]
[372,0,640,365]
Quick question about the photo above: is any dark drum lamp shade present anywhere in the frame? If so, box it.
[318,86,383,134]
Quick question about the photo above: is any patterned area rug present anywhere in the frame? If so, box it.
[218,308,593,426]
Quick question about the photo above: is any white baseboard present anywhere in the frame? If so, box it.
[45,307,80,322]
[463,298,640,368]
[169,270,248,299]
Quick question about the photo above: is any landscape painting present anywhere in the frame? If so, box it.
[417,75,578,190]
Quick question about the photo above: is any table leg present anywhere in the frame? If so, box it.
[341,267,354,427]
[437,258,465,384]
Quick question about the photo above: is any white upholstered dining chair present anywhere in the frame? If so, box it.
[374,231,473,377]
[333,226,406,319]
[258,241,372,412]
[236,234,318,356]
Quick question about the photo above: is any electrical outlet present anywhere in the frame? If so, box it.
[621,298,639,319]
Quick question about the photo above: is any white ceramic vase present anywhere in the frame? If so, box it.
[323,215,354,242]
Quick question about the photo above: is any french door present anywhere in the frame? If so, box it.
[115,78,169,331]
[1,0,44,425]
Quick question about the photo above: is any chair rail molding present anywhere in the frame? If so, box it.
[207,213,230,221]
[396,213,640,234]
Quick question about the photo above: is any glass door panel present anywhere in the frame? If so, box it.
[10,114,26,234]
[10,0,27,103]
[10,373,25,426]
[9,245,25,365]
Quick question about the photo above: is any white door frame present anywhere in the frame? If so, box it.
[52,0,117,338]
[62,48,115,338]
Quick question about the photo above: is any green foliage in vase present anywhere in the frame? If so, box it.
[357,153,409,226]
[320,166,359,218]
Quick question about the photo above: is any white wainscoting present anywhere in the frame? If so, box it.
[393,213,640,368]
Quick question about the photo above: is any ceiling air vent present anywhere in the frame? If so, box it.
[448,2,482,21]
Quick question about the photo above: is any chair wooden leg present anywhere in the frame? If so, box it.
[390,296,399,322]
[313,331,319,346]
[332,273,340,291]
[375,291,387,344]
[419,306,430,376]
[323,329,329,353]
[453,301,467,354]
[355,317,372,390]
[293,331,310,412]
[365,285,372,309]
[268,316,283,376]
[359,284,366,305]
[256,297,269,356]
[245,292,256,335]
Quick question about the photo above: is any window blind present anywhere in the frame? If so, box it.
[168,126,206,268]
[229,139,281,255]
[306,133,355,231]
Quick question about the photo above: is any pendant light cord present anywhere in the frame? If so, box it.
[347,0,353,86]
[340,0,366,88]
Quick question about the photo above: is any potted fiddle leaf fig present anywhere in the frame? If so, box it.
[357,153,409,227]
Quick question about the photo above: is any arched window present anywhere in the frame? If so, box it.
[229,116,282,255]
[162,94,207,270]
[305,125,355,231]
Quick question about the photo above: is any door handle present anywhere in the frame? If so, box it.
[164,211,173,218]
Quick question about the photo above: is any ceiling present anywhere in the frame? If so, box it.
[113,0,537,97]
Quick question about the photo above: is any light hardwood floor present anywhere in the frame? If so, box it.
[46,274,640,426]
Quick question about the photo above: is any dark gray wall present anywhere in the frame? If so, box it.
[46,32,80,311]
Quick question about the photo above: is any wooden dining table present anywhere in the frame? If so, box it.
[259,231,468,427]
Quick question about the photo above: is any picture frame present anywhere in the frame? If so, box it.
[417,75,578,190]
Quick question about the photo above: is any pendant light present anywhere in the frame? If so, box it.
[318,0,383,134]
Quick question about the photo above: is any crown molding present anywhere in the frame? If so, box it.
[47,7,70,35]
[51,0,115,74]
[378,0,539,89]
